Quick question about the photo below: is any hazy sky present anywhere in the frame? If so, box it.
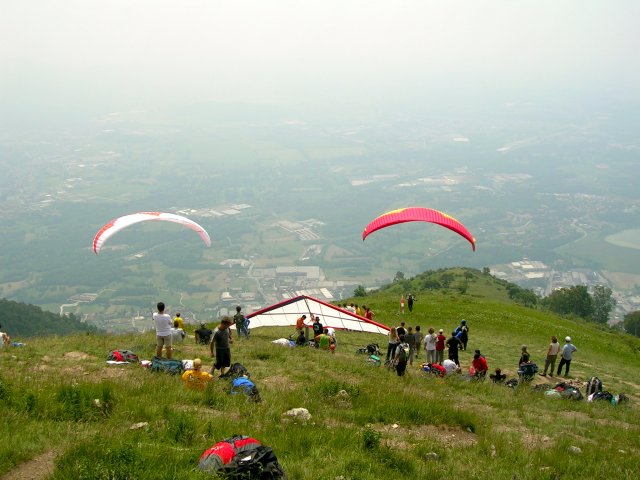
[2,0,639,115]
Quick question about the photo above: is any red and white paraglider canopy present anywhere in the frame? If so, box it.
[92,212,211,254]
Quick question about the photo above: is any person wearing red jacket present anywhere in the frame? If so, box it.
[472,352,489,378]
[435,329,447,365]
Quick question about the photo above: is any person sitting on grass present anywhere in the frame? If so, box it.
[295,330,308,347]
[315,328,334,352]
[490,368,507,383]
[195,323,212,345]
[181,358,213,391]
[472,352,489,379]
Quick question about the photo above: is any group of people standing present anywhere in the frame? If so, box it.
[153,302,251,381]
[385,319,470,373]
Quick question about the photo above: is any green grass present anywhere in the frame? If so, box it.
[1,272,640,479]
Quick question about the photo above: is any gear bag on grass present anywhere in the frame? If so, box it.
[199,435,286,479]
[219,445,287,479]
[220,362,250,379]
[107,350,139,362]
[585,376,603,397]
[149,356,184,375]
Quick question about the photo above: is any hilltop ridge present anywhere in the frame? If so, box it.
[1,268,639,479]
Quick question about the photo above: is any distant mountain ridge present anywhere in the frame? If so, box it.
[0,298,98,338]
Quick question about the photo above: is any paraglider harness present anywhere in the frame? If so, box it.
[198,435,287,479]
[356,343,381,356]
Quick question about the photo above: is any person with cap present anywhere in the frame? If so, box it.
[557,336,577,377]
[181,358,213,391]
[435,328,447,365]
[210,316,234,377]
[195,322,212,345]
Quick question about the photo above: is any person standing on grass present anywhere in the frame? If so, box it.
[364,306,375,320]
[290,314,307,339]
[312,315,324,340]
[210,317,233,377]
[394,335,410,377]
[396,321,407,337]
[455,319,469,351]
[153,302,173,359]
[407,294,415,313]
[541,336,560,377]
[446,330,463,366]
[413,326,423,360]
[234,305,248,339]
[386,327,400,364]
[435,329,446,365]
[557,336,577,377]
[425,327,437,364]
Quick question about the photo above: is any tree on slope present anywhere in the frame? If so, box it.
[591,285,616,324]
[624,311,640,337]
[543,285,593,318]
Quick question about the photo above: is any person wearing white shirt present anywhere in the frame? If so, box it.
[153,301,173,359]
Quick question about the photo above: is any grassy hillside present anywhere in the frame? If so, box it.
[0,298,98,338]
[1,271,639,479]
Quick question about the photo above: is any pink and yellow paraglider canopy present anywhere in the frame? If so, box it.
[362,207,476,251]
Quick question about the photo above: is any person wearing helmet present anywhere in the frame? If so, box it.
[557,336,577,377]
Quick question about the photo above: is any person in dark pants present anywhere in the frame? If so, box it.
[210,317,233,377]
[394,335,410,377]
[446,331,463,366]
[458,320,469,350]
[557,336,577,377]
[407,294,415,313]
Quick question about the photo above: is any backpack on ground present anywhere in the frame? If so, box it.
[218,444,287,479]
[107,349,139,363]
[366,355,381,366]
[585,376,603,397]
[367,343,381,355]
[505,378,519,389]
[590,391,614,403]
[220,363,250,379]
[231,377,262,402]
[553,382,583,400]
[149,356,184,375]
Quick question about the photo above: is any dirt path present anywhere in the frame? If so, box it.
[0,450,56,480]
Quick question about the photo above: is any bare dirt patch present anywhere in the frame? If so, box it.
[63,351,95,360]
[0,450,56,480]
[379,423,477,449]
[261,375,298,391]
